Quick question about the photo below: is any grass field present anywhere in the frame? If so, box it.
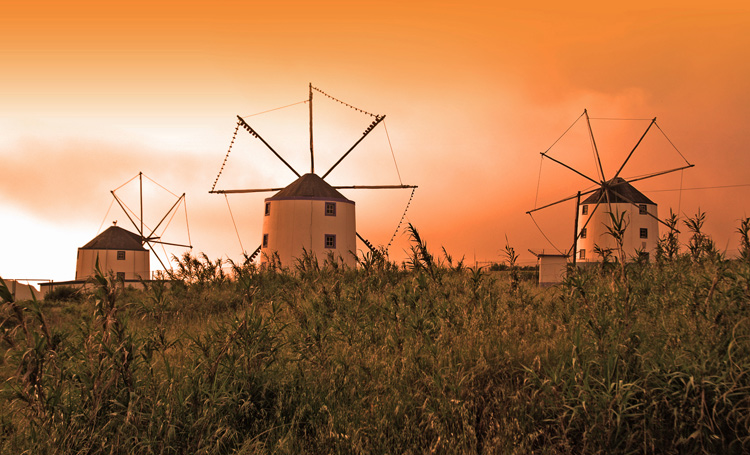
[2,220,749,454]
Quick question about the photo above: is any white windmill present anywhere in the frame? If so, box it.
[76,172,193,281]
[527,110,694,266]
[210,84,417,267]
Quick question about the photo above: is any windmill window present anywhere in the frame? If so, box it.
[639,204,647,215]
[262,233,268,248]
[325,234,336,249]
[580,228,587,239]
[640,228,648,239]
[325,202,336,216]
[265,203,271,216]
[579,249,586,260]
[117,251,126,260]
[582,205,588,215]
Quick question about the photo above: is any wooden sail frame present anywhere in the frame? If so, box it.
[111,172,192,271]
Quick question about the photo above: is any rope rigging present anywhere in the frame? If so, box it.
[311,85,380,118]
[386,186,416,251]
[211,121,241,193]
[224,194,244,254]
[528,212,566,256]
[383,120,403,185]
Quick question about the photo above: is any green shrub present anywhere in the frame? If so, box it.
[43,285,84,302]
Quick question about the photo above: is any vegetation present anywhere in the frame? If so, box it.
[1,218,749,454]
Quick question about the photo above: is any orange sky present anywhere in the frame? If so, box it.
[2,1,750,281]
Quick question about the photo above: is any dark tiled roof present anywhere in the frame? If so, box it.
[267,173,352,202]
[81,226,146,251]
[582,177,656,205]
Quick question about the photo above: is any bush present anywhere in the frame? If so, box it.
[43,285,84,302]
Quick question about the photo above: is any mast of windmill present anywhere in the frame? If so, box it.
[210,84,418,265]
[527,109,694,263]
[309,82,314,174]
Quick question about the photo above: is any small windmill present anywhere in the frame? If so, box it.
[527,110,694,265]
[210,84,417,267]
[106,172,192,272]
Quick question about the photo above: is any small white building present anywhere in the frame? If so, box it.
[75,225,151,280]
[261,173,356,268]
[576,177,658,262]
[536,253,568,287]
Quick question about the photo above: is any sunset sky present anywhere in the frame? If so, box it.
[2,1,749,282]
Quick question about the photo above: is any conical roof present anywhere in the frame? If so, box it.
[81,225,147,251]
[267,173,352,202]
[582,177,655,205]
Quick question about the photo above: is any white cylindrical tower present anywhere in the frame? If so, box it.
[261,173,356,268]
[576,177,659,262]
[75,225,150,280]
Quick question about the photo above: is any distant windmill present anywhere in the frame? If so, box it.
[210,84,417,267]
[527,110,694,264]
[77,172,192,280]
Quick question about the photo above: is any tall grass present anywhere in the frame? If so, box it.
[1,217,749,453]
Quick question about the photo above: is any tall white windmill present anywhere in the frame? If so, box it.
[210,84,417,267]
[527,110,694,265]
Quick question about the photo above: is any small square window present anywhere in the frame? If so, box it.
[640,228,648,239]
[581,205,588,215]
[117,251,126,260]
[265,202,271,216]
[262,233,268,248]
[324,234,336,249]
[579,249,586,260]
[325,202,336,216]
[639,204,647,215]
[580,228,587,239]
[116,272,126,281]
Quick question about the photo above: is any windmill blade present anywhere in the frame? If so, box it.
[622,164,695,185]
[210,187,285,194]
[237,115,301,178]
[148,240,193,248]
[332,184,418,190]
[248,245,262,263]
[611,117,657,181]
[146,193,187,240]
[144,239,170,272]
[527,186,600,215]
[356,231,381,256]
[321,115,385,179]
[210,184,418,195]
[584,109,606,182]
[541,151,601,187]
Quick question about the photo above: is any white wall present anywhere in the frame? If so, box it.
[75,249,150,280]
[576,202,659,262]
[538,255,567,286]
[261,198,356,268]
